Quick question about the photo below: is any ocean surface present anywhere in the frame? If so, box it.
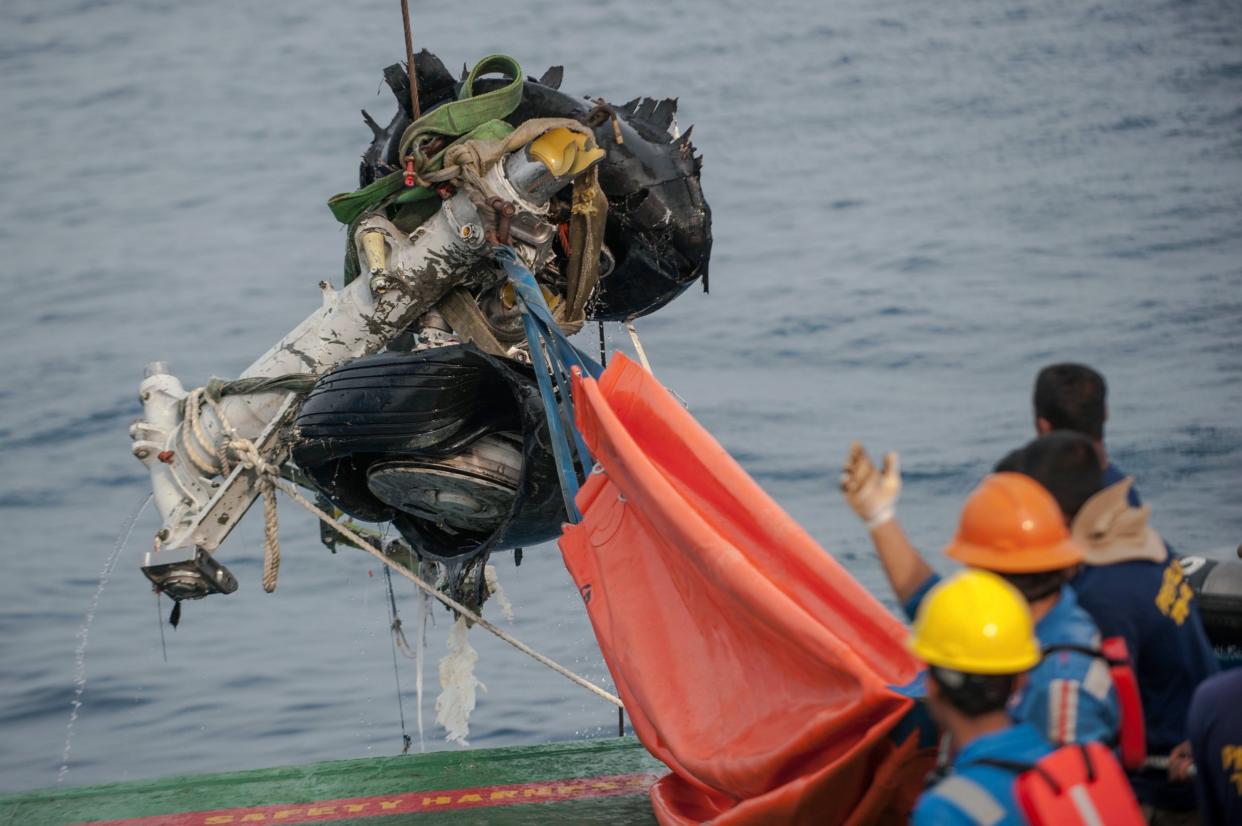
[1,0,1239,794]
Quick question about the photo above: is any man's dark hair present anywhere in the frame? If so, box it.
[994,448,1025,474]
[994,431,1105,521]
[929,666,1017,717]
[999,569,1072,603]
[1033,363,1107,441]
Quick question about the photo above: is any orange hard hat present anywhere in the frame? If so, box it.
[945,472,1085,573]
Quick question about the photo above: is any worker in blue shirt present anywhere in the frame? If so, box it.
[1032,363,1141,506]
[841,450,1121,748]
[907,569,1052,825]
[1183,668,1242,825]
[1002,431,1220,819]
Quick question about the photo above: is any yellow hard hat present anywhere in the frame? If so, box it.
[907,570,1041,675]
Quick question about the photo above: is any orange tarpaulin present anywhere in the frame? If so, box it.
[559,355,937,824]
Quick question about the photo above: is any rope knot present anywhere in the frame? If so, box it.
[227,436,276,478]
[184,386,283,593]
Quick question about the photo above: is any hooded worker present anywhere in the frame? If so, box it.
[908,569,1051,825]
[840,447,1120,749]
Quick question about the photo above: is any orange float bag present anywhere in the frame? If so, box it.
[559,355,937,825]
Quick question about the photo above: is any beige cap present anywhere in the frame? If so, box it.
[1070,478,1168,566]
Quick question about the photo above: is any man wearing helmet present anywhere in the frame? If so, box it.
[841,448,1120,748]
[908,569,1145,826]
[907,570,1052,825]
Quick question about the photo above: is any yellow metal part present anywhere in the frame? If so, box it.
[528,128,606,178]
[543,285,563,313]
[360,229,389,275]
[501,282,562,313]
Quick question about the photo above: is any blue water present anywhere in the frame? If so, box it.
[1,0,1239,794]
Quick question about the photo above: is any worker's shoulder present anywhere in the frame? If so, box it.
[1038,588,1102,646]
[1191,668,1242,711]
[913,780,1003,826]
[1086,558,1168,594]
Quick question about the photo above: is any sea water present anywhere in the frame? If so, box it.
[0,0,1239,792]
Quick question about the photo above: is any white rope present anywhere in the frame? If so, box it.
[185,387,282,592]
[625,321,653,373]
[181,388,224,477]
[229,436,281,593]
[270,477,624,708]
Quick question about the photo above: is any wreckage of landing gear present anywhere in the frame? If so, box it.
[129,52,712,613]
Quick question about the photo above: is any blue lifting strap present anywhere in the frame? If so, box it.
[493,246,602,522]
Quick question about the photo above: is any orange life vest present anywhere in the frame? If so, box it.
[1019,742,1145,826]
[977,742,1145,826]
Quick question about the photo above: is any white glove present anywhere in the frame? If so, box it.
[840,441,901,530]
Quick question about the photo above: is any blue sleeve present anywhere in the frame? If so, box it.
[1076,680,1121,746]
[902,573,942,622]
[1013,657,1121,746]
[911,793,977,826]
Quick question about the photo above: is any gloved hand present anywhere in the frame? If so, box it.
[840,442,901,530]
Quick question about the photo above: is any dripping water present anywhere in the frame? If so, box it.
[57,494,153,785]
[415,585,428,753]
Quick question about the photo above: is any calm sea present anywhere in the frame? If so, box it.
[1,0,1239,793]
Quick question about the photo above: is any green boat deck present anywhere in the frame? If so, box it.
[0,739,665,826]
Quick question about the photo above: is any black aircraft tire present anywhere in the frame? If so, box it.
[292,345,565,562]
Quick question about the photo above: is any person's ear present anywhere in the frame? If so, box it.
[1035,417,1053,435]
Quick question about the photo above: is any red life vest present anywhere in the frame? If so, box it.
[1099,637,1146,771]
[977,742,1145,826]
[1041,636,1146,771]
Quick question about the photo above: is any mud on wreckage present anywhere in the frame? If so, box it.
[129,50,711,618]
